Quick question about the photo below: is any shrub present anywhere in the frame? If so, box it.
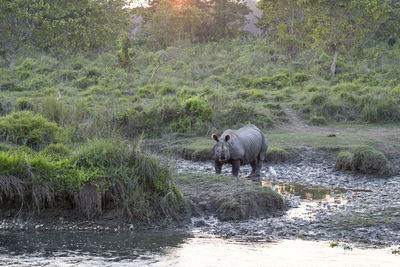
[252,73,290,89]
[71,139,184,220]
[137,84,155,98]
[42,143,70,158]
[85,67,102,78]
[15,58,35,79]
[171,96,213,134]
[117,100,180,137]
[292,73,310,84]
[335,147,390,174]
[0,111,63,150]
[15,97,34,111]
[0,80,23,91]
[265,147,290,163]
[335,151,353,171]
[309,115,327,125]
[28,76,47,90]
[40,96,66,125]
[392,85,400,96]
[159,85,175,95]
[237,89,267,101]
[218,102,274,129]
[309,91,328,106]
[376,96,400,121]
[361,103,378,122]
[59,70,80,81]
[331,83,361,92]
[351,146,389,174]
[73,76,97,89]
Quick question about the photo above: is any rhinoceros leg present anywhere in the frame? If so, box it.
[215,160,222,174]
[255,159,263,177]
[248,161,257,177]
[232,160,240,177]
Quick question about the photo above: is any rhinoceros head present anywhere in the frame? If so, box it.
[211,134,231,162]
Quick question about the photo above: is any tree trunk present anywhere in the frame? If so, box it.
[9,54,15,75]
[330,49,338,81]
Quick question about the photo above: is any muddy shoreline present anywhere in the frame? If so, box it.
[175,153,400,247]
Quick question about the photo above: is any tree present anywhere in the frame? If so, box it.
[0,0,47,74]
[38,0,129,69]
[374,0,400,46]
[140,0,183,48]
[301,0,389,80]
[210,0,251,40]
[256,0,307,58]
[140,0,250,47]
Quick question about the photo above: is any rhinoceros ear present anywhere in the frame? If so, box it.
[225,134,231,142]
[211,134,219,142]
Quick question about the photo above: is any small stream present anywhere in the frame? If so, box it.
[0,231,399,266]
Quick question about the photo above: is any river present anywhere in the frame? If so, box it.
[0,231,399,266]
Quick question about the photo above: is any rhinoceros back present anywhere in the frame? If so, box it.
[221,124,267,164]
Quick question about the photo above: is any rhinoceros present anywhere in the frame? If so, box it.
[211,124,268,179]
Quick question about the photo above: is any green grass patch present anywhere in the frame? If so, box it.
[0,139,185,222]
[266,133,381,151]
[335,146,390,174]
[0,111,64,150]
[265,147,291,163]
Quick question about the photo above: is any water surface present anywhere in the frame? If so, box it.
[1,231,398,266]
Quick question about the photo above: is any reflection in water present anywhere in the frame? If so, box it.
[262,181,347,201]
[0,231,189,264]
[262,181,348,220]
[0,232,399,266]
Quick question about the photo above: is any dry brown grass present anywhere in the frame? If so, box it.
[76,183,102,219]
[0,175,25,203]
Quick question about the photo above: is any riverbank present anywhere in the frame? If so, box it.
[1,120,400,248]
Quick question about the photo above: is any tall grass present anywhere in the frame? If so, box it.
[0,139,184,221]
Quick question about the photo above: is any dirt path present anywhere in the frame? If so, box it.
[280,105,400,141]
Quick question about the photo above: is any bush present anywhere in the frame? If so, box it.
[85,67,102,78]
[218,102,274,129]
[309,91,328,106]
[15,97,34,111]
[236,89,268,101]
[335,147,390,174]
[351,146,389,174]
[292,73,310,84]
[42,143,70,158]
[74,76,97,89]
[252,73,290,89]
[309,115,327,125]
[171,96,213,134]
[265,147,290,163]
[27,76,47,90]
[361,103,378,122]
[0,80,23,91]
[117,100,179,137]
[40,96,66,125]
[335,151,353,171]
[15,58,35,80]
[71,139,184,220]
[0,111,63,150]
[59,70,80,81]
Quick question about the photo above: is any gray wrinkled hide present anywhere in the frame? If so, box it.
[221,124,268,164]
